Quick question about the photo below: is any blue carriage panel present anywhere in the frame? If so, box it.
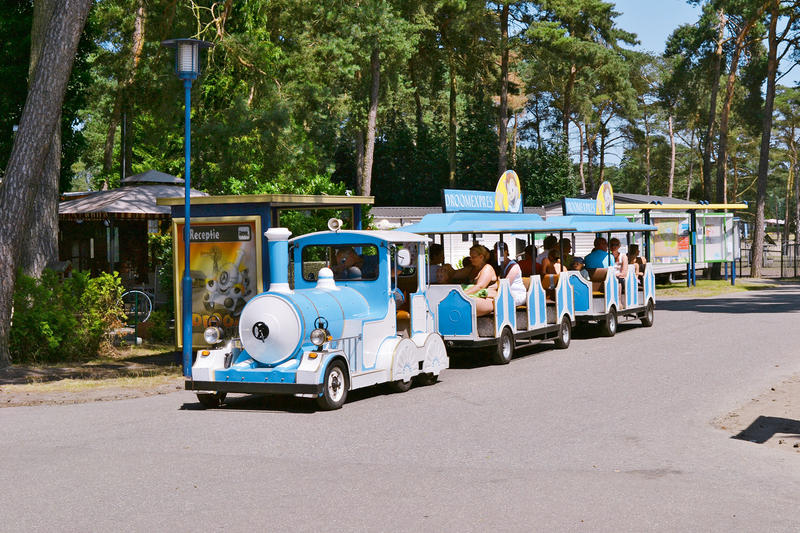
[527,277,547,329]
[438,289,474,336]
[569,275,591,313]
[493,279,515,337]
[644,264,656,303]
[625,268,639,308]
[604,271,619,312]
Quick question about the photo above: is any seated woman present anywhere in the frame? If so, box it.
[332,246,363,279]
[494,242,526,307]
[517,244,536,276]
[627,244,645,279]
[459,245,496,317]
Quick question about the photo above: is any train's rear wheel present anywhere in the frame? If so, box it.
[641,301,655,327]
[601,307,618,337]
[554,316,572,349]
[196,392,226,408]
[492,327,514,365]
[415,373,439,386]
[388,378,413,393]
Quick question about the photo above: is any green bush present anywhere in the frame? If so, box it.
[148,232,173,311]
[142,309,174,343]
[9,270,126,364]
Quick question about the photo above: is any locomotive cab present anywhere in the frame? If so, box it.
[187,226,448,410]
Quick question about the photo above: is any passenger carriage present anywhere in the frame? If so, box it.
[187,224,448,410]
[547,214,657,336]
[401,212,580,364]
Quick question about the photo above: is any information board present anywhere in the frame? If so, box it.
[172,216,263,348]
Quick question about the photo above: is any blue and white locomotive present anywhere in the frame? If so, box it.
[188,223,448,409]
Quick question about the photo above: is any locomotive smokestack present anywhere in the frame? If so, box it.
[265,227,292,293]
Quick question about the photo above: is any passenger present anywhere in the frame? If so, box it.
[428,243,450,283]
[584,237,613,281]
[542,247,566,275]
[558,238,574,267]
[535,235,558,274]
[570,258,590,280]
[461,245,496,317]
[517,244,536,276]
[627,244,646,279]
[332,246,363,279]
[494,242,526,306]
[609,238,629,279]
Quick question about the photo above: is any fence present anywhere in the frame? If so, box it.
[739,241,800,278]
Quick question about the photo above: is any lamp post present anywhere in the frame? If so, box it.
[161,38,212,378]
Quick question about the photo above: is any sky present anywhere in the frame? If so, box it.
[611,0,799,85]
[612,0,702,55]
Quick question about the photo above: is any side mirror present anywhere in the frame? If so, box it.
[396,248,412,268]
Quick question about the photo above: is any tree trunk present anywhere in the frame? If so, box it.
[497,2,509,175]
[752,7,780,278]
[686,128,696,200]
[0,0,93,367]
[562,65,576,142]
[715,9,762,204]
[577,121,585,193]
[585,122,594,192]
[645,118,652,195]
[102,0,146,182]
[355,130,364,195]
[448,53,457,187]
[510,112,519,168]
[668,115,675,197]
[21,0,60,278]
[360,47,380,197]
[702,9,725,201]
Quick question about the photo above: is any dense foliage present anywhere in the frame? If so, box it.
[9,270,125,364]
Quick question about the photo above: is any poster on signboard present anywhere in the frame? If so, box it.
[701,215,725,262]
[172,216,263,348]
[651,214,690,264]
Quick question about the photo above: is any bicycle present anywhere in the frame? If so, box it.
[121,289,153,324]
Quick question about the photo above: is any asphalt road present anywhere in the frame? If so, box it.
[3,285,800,532]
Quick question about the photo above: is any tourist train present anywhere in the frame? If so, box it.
[187,177,656,409]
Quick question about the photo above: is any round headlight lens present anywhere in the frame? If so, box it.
[204,326,223,345]
[310,328,328,346]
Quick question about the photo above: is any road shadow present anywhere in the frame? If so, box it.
[732,415,800,444]
[180,377,440,413]
[657,288,800,315]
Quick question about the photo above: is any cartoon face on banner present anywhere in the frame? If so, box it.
[596,181,614,215]
[494,170,523,213]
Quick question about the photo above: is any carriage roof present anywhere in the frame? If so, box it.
[399,212,576,235]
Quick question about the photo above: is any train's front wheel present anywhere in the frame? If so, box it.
[196,392,226,409]
[601,307,618,337]
[317,361,348,410]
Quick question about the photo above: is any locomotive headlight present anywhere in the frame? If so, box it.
[310,328,328,347]
[204,326,223,345]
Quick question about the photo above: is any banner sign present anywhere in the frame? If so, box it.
[562,181,616,216]
[443,170,524,213]
[173,216,263,348]
[442,189,496,212]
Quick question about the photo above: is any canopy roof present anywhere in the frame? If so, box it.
[399,212,576,235]
[59,185,207,221]
[292,229,430,244]
[547,215,656,233]
[121,169,184,185]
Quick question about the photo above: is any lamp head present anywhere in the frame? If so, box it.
[161,38,213,80]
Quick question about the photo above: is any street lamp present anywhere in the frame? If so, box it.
[161,38,212,378]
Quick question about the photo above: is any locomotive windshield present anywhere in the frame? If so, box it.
[302,244,379,281]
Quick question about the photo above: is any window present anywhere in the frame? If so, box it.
[302,244,379,281]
